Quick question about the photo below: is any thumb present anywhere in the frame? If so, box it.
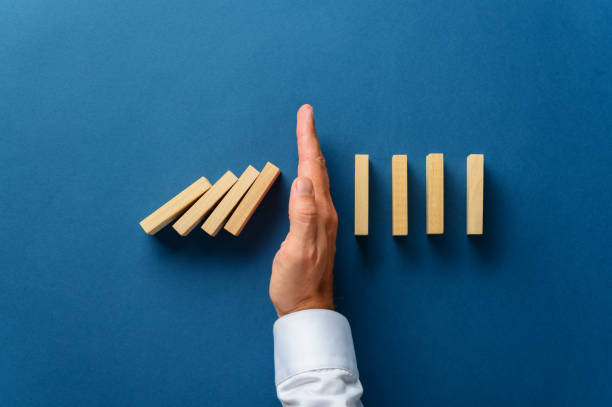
[288,177,317,242]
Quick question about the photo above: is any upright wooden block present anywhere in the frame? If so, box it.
[202,165,260,236]
[172,171,238,236]
[224,162,280,236]
[139,177,211,235]
[467,154,484,235]
[392,155,408,236]
[354,154,369,236]
[426,153,444,234]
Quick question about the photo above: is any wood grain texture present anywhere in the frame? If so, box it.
[467,154,484,235]
[201,165,260,236]
[224,162,280,236]
[354,154,369,236]
[426,153,444,234]
[172,171,238,236]
[392,154,408,236]
[139,177,211,235]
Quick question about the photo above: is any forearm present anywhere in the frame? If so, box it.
[274,309,364,407]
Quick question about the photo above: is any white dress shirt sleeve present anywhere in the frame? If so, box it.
[273,309,364,406]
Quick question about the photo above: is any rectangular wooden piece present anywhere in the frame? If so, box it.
[392,155,408,236]
[172,171,238,236]
[139,177,211,235]
[467,154,484,235]
[202,165,260,236]
[224,162,280,236]
[355,154,369,236]
[426,153,444,234]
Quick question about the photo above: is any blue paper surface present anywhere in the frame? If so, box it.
[1,1,611,405]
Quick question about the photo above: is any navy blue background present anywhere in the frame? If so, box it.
[2,1,611,405]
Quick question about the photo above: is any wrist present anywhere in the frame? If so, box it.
[275,298,335,318]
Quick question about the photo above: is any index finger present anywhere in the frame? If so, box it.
[296,104,331,198]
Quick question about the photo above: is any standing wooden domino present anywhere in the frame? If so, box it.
[426,153,444,234]
[354,154,369,236]
[139,177,211,235]
[202,165,260,236]
[172,171,238,236]
[224,162,280,236]
[467,154,484,235]
[392,154,408,236]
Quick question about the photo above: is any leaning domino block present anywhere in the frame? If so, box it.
[392,155,408,236]
[173,171,238,236]
[426,153,444,234]
[139,177,211,235]
[467,154,484,235]
[354,154,369,236]
[202,165,260,236]
[224,162,280,236]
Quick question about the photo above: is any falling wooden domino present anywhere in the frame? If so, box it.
[224,162,280,236]
[354,154,369,236]
[201,165,260,236]
[139,177,211,235]
[392,154,408,236]
[426,153,444,234]
[467,154,484,235]
[173,171,238,236]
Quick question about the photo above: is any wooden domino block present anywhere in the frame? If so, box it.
[392,154,408,236]
[201,165,260,236]
[426,153,444,234]
[224,162,280,236]
[172,171,238,236]
[467,154,484,235]
[139,177,211,235]
[354,154,369,236]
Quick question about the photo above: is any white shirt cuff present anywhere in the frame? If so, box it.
[273,309,359,385]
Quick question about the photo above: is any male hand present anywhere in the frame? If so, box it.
[270,105,339,317]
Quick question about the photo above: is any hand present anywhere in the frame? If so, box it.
[270,105,339,317]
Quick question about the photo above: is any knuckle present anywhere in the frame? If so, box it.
[285,250,308,267]
[293,201,317,223]
[304,154,326,169]
[273,243,292,268]
[302,246,318,264]
[321,208,338,229]
[294,209,317,224]
[329,209,338,227]
[314,155,326,167]
[283,240,317,265]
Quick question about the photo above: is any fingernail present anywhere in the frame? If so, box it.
[296,178,313,195]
